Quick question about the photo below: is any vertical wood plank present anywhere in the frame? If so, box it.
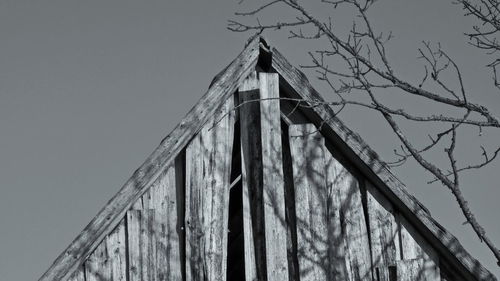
[400,215,423,260]
[85,239,109,281]
[128,209,169,281]
[289,124,329,281]
[335,161,372,281]
[185,133,204,281]
[127,210,142,281]
[367,181,401,281]
[131,197,143,210]
[141,166,182,280]
[141,210,156,281]
[239,71,262,281]
[399,216,440,281]
[67,266,85,281]
[282,122,300,281]
[185,97,235,281]
[107,219,126,281]
[396,258,428,281]
[259,72,289,281]
[324,150,350,280]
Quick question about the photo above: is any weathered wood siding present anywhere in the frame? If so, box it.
[259,72,289,281]
[185,97,235,281]
[287,124,443,281]
[239,71,263,281]
[58,71,454,281]
[289,124,329,281]
[399,215,441,280]
[75,162,183,281]
[367,181,401,281]
[67,266,85,281]
[39,36,261,281]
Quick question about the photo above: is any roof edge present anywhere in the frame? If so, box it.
[39,35,261,281]
[268,46,497,281]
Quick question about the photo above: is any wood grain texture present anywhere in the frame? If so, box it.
[40,36,495,281]
[259,72,289,281]
[366,180,401,281]
[336,160,372,281]
[399,215,441,281]
[324,145,350,280]
[85,238,109,281]
[281,121,300,281]
[288,124,329,281]
[154,166,182,281]
[141,210,157,281]
[66,267,84,281]
[127,209,147,281]
[185,97,235,281]
[396,258,440,281]
[106,219,126,281]
[39,34,260,281]
[400,215,424,261]
[397,258,425,281]
[127,209,174,281]
[270,45,496,281]
[239,71,262,281]
[131,165,182,280]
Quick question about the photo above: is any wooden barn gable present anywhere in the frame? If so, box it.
[39,36,497,281]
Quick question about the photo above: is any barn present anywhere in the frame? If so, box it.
[39,36,497,281]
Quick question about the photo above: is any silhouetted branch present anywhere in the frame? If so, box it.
[230,0,500,266]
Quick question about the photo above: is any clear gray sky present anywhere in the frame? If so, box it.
[0,1,498,280]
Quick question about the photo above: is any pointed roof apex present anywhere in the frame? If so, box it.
[39,35,497,281]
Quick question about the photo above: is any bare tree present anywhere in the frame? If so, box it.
[457,0,500,88]
[229,0,500,266]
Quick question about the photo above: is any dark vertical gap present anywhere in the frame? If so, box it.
[226,119,246,280]
[124,213,131,281]
[175,151,187,281]
[230,121,242,183]
[227,181,245,280]
[82,263,87,281]
[240,86,268,281]
[375,268,380,281]
[359,179,375,281]
[396,212,404,261]
[234,90,241,130]
[388,265,397,281]
[281,120,300,281]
